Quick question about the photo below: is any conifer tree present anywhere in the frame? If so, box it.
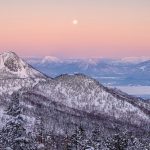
[0,92,37,150]
[105,132,128,150]
[34,104,46,149]
[68,125,87,150]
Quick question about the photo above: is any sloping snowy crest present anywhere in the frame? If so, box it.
[0,51,46,79]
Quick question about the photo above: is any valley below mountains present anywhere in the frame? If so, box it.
[0,52,150,150]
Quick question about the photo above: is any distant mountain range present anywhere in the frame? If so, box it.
[0,52,150,149]
[25,56,150,86]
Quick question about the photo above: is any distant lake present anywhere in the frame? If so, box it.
[113,86,150,99]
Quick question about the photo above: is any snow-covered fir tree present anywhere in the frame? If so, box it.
[0,92,37,150]
[105,132,128,150]
[68,125,88,150]
[34,104,46,149]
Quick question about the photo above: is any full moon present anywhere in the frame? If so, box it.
[72,19,78,25]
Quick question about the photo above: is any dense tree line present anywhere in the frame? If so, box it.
[0,92,37,150]
[0,92,149,150]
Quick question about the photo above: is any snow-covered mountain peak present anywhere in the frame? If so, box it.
[41,56,61,63]
[0,51,26,71]
[34,73,150,126]
[121,56,150,63]
[0,51,46,79]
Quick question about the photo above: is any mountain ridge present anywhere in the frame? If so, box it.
[26,56,150,86]
[0,51,47,79]
[0,51,150,149]
[0,52,149,128]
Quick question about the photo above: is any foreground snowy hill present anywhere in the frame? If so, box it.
[0,52,150,149]
[34,74,150,127]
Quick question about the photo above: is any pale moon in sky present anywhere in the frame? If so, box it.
[72,19,78,25]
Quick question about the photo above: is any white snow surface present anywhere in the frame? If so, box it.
[0,51,45,79]
[34,74,150,126]
[0,52,149,131]
[37,144,45,149]
[41,56,61,63]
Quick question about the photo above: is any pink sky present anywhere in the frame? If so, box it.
[0,0,150,58]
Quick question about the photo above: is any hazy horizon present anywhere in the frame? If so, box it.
[0,0,150,58]
[1,51,150,61]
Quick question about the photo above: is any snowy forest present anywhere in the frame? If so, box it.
[0,92,149,150]
[0,52,149,150]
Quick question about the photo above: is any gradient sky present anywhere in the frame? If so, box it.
[0,0,150,58]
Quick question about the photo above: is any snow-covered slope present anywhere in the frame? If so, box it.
[0,52,149,136]
[0,52,46,79]
[33,74,150,127]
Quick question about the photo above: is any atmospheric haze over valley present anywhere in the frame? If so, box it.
[26,54,150,99]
